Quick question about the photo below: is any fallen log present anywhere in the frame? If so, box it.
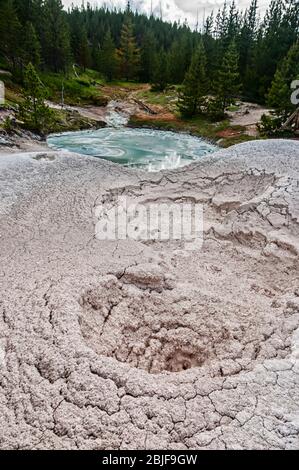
[281,107,299,130]
[133,98,158,115]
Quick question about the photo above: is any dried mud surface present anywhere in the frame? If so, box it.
[0,140,299,450]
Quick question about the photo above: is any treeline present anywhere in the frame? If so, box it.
[0,0,298,110]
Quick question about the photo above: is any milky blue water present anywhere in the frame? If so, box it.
[47,127,216,172]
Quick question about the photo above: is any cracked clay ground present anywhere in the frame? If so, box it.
[0,139,298,450]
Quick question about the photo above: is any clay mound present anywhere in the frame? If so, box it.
[0,140,298,450]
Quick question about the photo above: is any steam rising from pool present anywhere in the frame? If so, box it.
[47,128,216,171]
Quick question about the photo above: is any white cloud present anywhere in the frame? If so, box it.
[62,0,271,28]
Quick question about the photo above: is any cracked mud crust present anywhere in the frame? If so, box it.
[0,139,299,450]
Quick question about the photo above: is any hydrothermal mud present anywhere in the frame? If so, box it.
[0,140,299,450]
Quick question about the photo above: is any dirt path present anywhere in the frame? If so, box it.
[228,102,271,136]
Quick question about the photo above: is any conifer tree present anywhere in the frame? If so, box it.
[0,0,22,70]
[203,13,216,78]
[254,0,285,100]
[168,36,192,85]
[22,22,41,68]
[100,29,117,81]
[140,30,157,83]
[151,50,169,91]
[178,42,208,118]
[267,42,299,119]
[239,0,258,76]
[226,1,240,45]
[18,63,53,134]
[214,41,241,114]
[77,26,91,71]
[117,16,140,81]
[70,8,91,72]
[42,0,71,73]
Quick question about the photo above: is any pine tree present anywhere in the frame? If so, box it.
[239,0,258,76]
[213,2,229,72]
[100,29,117,81]
[77,26,91,71]
[178,42,209,118]
[214,41,241,114]
[22,22,41,68]
[203,13,216,78]
[253,0,290,100]
[14,0,43,26]
[168,36,192,85]
[117,16,140,81]
[151,50,169,91]
[70,8,91,72]
[140,30,157,83]
[226,1,240,45]
[18,63,53,133]
[0,0,22,70]
[267,42,299,119]
[42,0,71,73]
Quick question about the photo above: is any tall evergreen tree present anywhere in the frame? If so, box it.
[70,8,91,71]
[253,0,296,100]
[226,1,240,45]
[203,13,216,78]
[117,16,140,81]
[239,0,258,94]
[18,63,53,133]
[22,22,41,67]
[14,0,43,25]
[42,0,71,72]
[178,42,208,117]
[99,29,118,81]
[168,35,192,85]
[151,50,169,91]
[239,0,258,71]
[0,0,22,69]
[77,26,91,71]
[267,41,299,118]
[214,41,241,113]
[140,30,157,83]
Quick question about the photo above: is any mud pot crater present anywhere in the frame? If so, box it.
[79,274,298,376]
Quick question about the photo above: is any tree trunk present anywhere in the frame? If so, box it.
[282,108,299,131]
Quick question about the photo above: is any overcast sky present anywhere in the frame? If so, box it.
[62,1,271,29]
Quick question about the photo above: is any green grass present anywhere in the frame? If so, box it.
[227,105,240,112]
[109,81,144,89]
[129,114,257,147]
[39,69,106,106]
[1,68,108,108]
[136,87,178,107]
[3,88,24,106]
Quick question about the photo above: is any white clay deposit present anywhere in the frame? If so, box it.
[0,139,299,450]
